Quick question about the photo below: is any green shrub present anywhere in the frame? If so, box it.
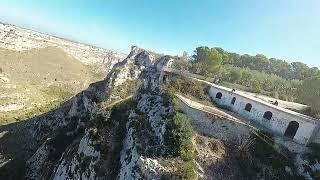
[162,90,197,178]
[179,161,197,180]
[165,111,197,178]
[162,89,176,107]
[167,76,210,102]
[238,131,296,179]
[166,112,195,156]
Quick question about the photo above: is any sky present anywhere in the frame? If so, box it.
[0,0,319,67]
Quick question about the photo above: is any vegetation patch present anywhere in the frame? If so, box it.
[112,79,140,100]
[0,99,62,124]
[172,46,320,117]
[93,98,136,179]
[166,76,211,104]
[42,85,73,100]
[238,131,300,179]
[163,91,197,179]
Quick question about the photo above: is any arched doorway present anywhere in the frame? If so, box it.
[216,92,222,99]
[284,121,299,139]
[231,97,236,105]
[263,111,273,120]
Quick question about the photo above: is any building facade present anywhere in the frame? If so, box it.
[208,83,320,145]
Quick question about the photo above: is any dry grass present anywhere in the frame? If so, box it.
[0,46,106,124]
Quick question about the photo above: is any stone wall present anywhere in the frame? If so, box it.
[208,85,320,145]
[176,99,250,146]
[312,129,320,144]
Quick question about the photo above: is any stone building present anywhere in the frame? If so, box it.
[208,83,320,145]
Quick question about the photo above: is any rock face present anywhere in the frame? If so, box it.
[52,130,101,180]
[0,46,174,179]
[0,22,126,71]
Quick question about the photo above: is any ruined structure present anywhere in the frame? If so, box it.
[208,83,320,145]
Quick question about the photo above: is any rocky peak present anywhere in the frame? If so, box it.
[2,46,175,180]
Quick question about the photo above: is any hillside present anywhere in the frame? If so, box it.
[0,46,106,124]
[0,46,319,180]
[0,22,129,125]
[0,22,126,68]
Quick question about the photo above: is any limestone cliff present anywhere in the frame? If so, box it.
[0,46,175,179]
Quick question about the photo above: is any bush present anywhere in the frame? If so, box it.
[162,91,197,179]
[166,112,195,157]
[238,131,295,179]
[162,89,176,107]
[179,161,197,180]
[165,112,197,178]
[167,76,210,102]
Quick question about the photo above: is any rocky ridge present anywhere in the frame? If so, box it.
[0,46,176,179]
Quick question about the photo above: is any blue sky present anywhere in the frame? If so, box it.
[0,0,319,67]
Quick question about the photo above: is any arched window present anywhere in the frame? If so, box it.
[216,92,222,99]
[284,121,299,139]
[263,111,273,120]
[245,103,252,112]
[231,97,236,105]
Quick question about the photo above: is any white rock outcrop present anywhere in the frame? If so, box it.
[118,112,166,180]
[21,46,173,179]
[53,131,101,180]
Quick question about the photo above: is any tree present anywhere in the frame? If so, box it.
[251,80,262,93]
[297,76,320,117]
[230,69,242,83]
[172,57,192,71]
[228,53,240,65]
[193,46,223,76]
[241,71,252,86]
[214,47,231,64]
[290,62,309,80]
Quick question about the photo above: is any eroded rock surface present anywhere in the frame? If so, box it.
[0,46,174,179]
